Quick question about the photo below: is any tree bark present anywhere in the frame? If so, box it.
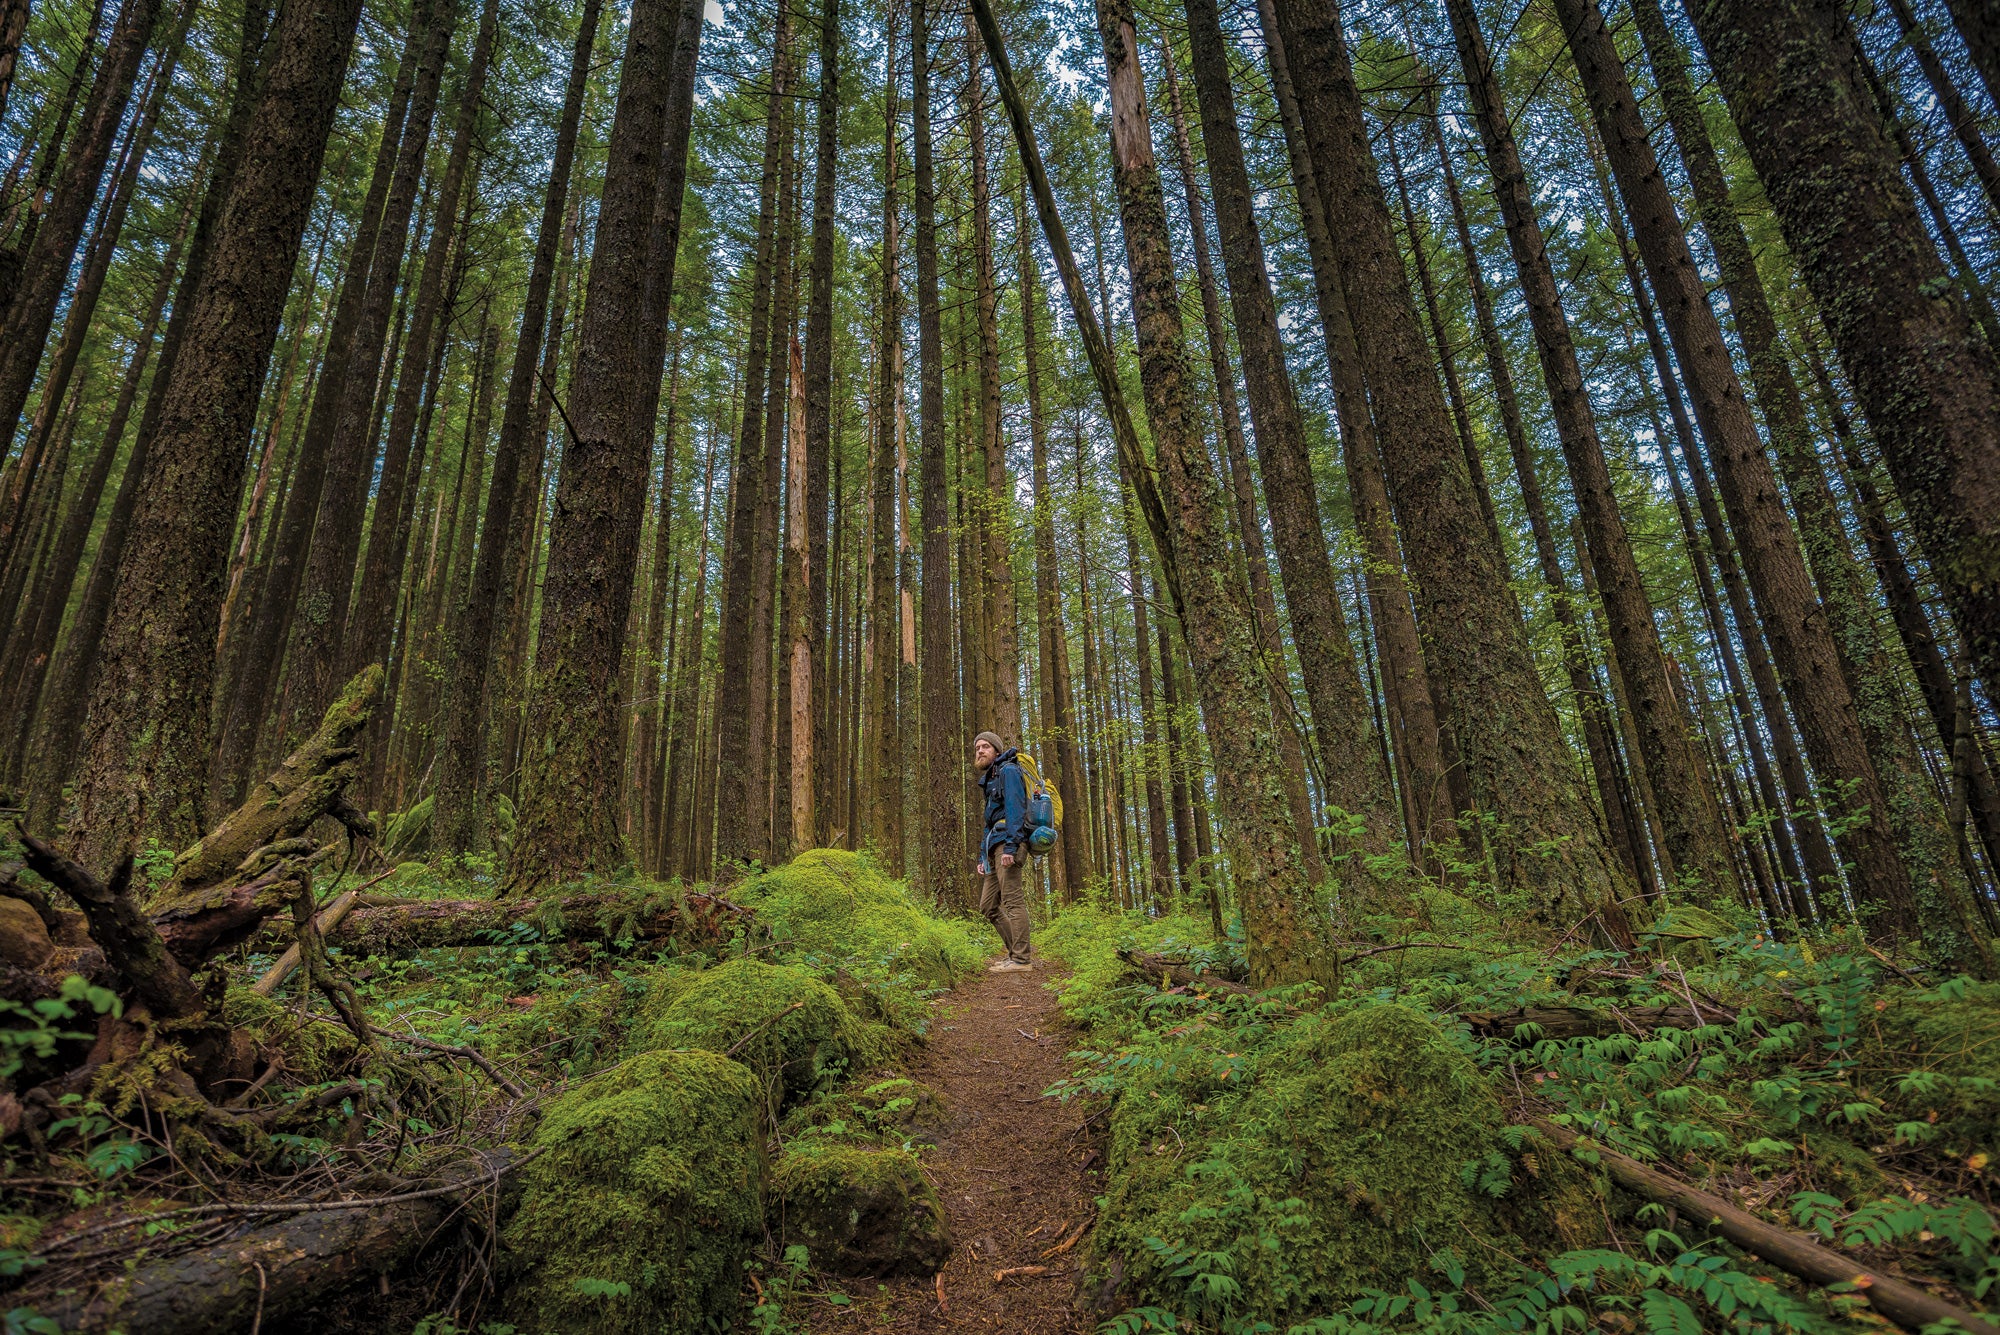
[1553,0,1918,944]
[205,19,417,805]
[66,0,367,869]
[1271,0,1629,933]
[431,0,604,858]
[1446,0,1734,899]
[0,0,160,457]
[507,0,706,888]
[1181,0,1395,851]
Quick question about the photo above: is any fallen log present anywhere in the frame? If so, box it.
[1117,948,1253,995]
[1534,1118,1997,1335]
[159,665,383,903]
[1458,1005,1712,1042]
[284,889,754,957]
[27,1149,520,1335]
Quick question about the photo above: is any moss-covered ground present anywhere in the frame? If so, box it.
[1038,900,2000,1335]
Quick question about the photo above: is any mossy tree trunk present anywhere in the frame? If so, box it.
[1181,0,1395,855]
[1686,0,2000,789]
[1446,0,1733,901]
[1270,0,1629,934]
[68,0,368,871]
[507,0,702,890]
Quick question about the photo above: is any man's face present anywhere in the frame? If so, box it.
[974,739,996,769]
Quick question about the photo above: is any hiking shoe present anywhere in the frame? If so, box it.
[987,959,1033,973]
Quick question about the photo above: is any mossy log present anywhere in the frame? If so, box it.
[1117,948,1254,994]
[155,665,383,913]
[1457,1005,1711,1041]
[29,1150,515,1335]
[1535,1118,1998,1335]
[281,889,752,957]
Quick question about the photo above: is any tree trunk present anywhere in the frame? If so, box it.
[757,109,799,862]
[1019,185,1088,901]
[1446,0,1734,900]
[1270,0,1628,933]
[1882,0,2000,218]
[1181,0,1394,852]
[507,0,706,888]
[803,0,839,846]
[204,11,418,807]
[1723,0,2000,767]
[713,20,791,873]
[431,0,603,858]
[1156,34,1336,885]
[1556,0,1922,941]
[0,0,161,457]
[915,0,961,909]
[1424,95,1643,888]
[1629,0,1988,964]
[1249,0,1463,869]
[67,0,368,870]
[979,0,1336,986]
[868,18,904,872]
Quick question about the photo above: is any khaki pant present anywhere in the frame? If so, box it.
[980,853,1031,963]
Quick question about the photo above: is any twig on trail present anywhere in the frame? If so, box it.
[993,1265,1050,1282]
[934,1270,948,1311]
[1041,1217,1090,1258]
[725,1000,806,1057]
[34,1149,544,1255]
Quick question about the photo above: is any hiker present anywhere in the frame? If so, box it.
[973,730,1033,972]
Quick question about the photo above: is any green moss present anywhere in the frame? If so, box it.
[1863,979,2000,1159]
[770,1145,951,1276]
[504,1049,763,1334]
[733,849,988,986]
[642,958,858,1103]
[1095,1004,1600,1320]
[220,986,357,1083]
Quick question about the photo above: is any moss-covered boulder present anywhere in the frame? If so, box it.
[734,849,987,985]
[1094,1004,1602,1320]
[771,1146,951,1276]
[642,958,856,1103]
[503,1049,762,1334]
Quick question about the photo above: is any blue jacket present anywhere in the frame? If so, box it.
[978,747,1030,864]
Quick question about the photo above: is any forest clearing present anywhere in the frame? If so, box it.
[2,0,1999,1326]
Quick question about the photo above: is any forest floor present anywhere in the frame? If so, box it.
[799,962,1100,1334]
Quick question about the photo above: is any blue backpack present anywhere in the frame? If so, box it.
[1017,752,1061,852]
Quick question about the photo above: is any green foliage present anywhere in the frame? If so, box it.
[0,976,120,1081]
[503,1049,764,1334]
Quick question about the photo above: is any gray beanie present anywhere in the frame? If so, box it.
[973,731,1004,768]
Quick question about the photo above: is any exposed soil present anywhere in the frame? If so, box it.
[799,962,1101,1333]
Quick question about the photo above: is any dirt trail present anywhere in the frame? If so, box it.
[802,964,1100,1333]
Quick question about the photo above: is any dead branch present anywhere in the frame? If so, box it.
[1534,1118,1997,1335]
